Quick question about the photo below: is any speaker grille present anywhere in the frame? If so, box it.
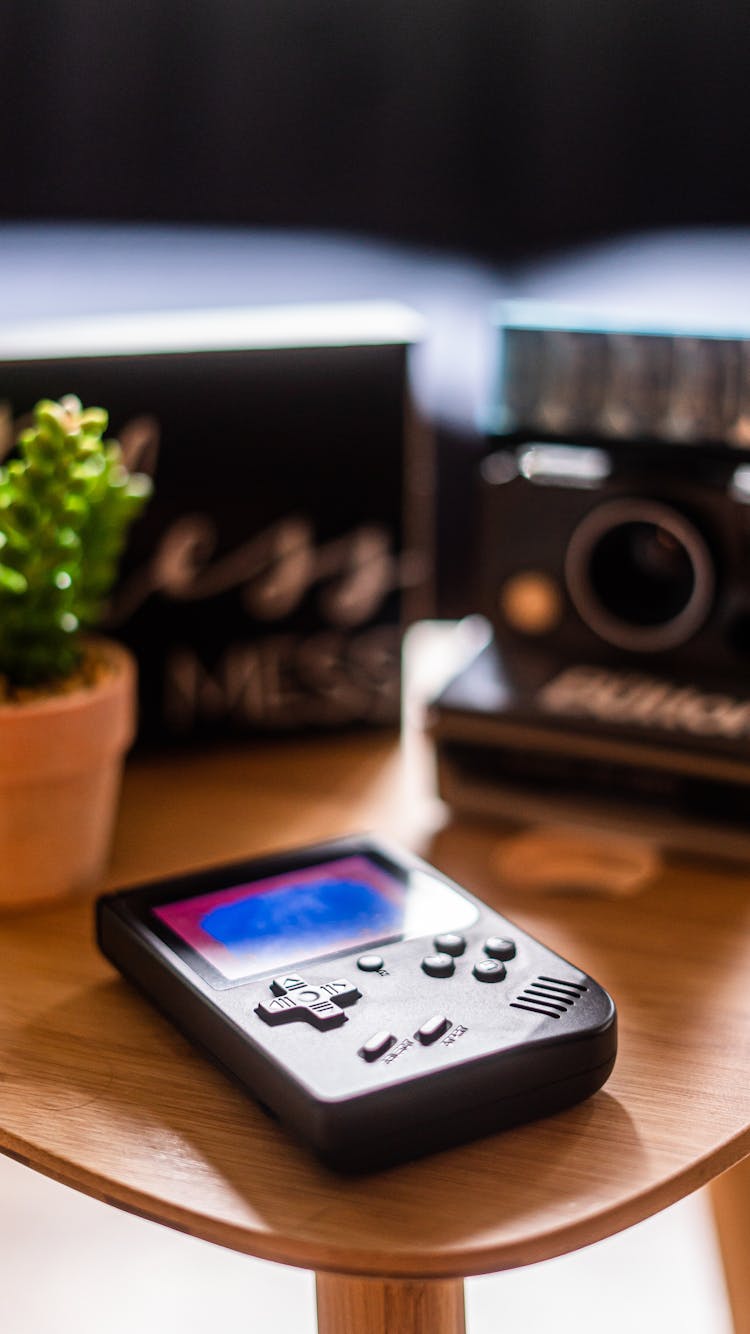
[510,975,588,1019]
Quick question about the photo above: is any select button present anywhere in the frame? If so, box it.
[359,1031,397,1062]
[416,1015,451,1045]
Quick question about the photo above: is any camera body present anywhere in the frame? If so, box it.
[478,439,750,691]
[431,307,750,841]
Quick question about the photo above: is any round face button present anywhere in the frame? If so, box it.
[484,936,516,961]
[422,953,455,979]
[357,954,385,972]
[434,933,466,957]
[473,959,507,983]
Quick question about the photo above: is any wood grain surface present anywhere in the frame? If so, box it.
[315,1274,466,1333]
[1,729,750,1280]
[711,1155,750,1333]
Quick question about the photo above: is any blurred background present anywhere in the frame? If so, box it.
[3,0,750,256]
[4,0,750,620]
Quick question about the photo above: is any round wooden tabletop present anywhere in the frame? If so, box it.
[2,732,750,1281]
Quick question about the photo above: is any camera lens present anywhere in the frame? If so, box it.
[590,523,693,625]
[565,499,714,652]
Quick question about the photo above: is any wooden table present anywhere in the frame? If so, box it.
[2,730,750,1333]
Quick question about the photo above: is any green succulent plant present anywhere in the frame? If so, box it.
[0,395,151,688]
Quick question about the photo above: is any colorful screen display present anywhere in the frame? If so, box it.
[152,852,478,982]
[152,855,408,980]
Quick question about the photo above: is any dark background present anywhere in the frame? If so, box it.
[3,1,750,257]
[4,3,750,630]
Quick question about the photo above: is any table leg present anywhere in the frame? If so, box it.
[710,1154,750,1334]
[315,1273,466,1334]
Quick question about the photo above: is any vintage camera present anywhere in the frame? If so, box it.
[477,439,750,690]
[430,310,750,844]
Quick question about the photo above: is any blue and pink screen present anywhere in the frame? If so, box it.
[153,855,405,980]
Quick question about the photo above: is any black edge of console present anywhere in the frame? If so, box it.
[96,902,319,1148]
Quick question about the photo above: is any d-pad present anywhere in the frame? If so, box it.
[255,973,361,1030]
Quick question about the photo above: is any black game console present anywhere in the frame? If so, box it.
[96,836,617,1171]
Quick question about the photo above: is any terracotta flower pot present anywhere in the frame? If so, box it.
[0,639,136,912]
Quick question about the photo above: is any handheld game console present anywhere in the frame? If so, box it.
[96,835,617,1171]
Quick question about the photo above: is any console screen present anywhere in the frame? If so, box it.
[152,853,477,981]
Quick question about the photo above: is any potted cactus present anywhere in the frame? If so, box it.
[0,395,151,910]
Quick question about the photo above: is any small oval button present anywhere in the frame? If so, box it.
[473,959,507,983]
[484,936,516,961]
[422,953,455,979]
[359,1031,397,1062]
[357,954,385,972]
[416,1014,451,1045]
